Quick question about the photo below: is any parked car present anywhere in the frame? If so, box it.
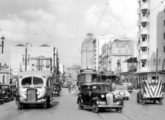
[0,84,15,102]
[16,71,54,109]
[113,85,130,100]
[0,86,4,104]
[77,82,124,113]
[53,82,61,96]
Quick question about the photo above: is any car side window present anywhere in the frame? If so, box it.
[81,86,87,93]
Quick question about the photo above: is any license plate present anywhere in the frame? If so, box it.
[27,89,36,102]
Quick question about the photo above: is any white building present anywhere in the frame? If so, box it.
[11,44,54,74]
[94,34,115,71]
[137,0,165,73]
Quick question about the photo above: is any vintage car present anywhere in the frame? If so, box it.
[16,71,54,109]
[53,82,61,96]
[77,83,124,113]
[113,85,130,100]
[0,84,15,102]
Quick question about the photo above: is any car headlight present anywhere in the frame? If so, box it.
[101,94,105,98]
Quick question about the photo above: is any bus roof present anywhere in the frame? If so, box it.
[17,71,52,77]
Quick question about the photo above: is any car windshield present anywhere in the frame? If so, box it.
[92,85,110,93]
[115,85,127,90]
[21,77,32,86]
[33,77,43,85]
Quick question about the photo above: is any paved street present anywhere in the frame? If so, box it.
[0,89,165,120]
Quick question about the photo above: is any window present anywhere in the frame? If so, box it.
[142,61,146,67]
[142,36,146,42]
[142,0,147,2]
[33,77,43,85]
[22,77,32,85]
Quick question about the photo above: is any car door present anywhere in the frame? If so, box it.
[81,85,88,105]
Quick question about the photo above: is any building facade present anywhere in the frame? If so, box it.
[137,0,165,73]
[11,44,54,74]
[81,33,95,69]
[99,38,134,74]
[94,34,115,71]
[157,10,165,71]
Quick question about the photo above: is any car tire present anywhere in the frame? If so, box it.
[17,102,22,110]
[116,108,122,113]
[142,99,146,105]
[159,99,163,105]
[78,99,83,110]
[92,103,99,113]
[43,100,48,109]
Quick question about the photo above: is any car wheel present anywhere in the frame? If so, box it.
[116,108,122,113]
[92,103,99,113]
[78,99,83,110]
[43,100,48,109]
[159,99,163,105]
[137,97,140,103]
[17,102,22,110]
[142,99,146,105]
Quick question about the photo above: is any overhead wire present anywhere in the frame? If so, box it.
[95,0,109,33]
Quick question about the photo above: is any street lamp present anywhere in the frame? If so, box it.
[0,36,5,54]
[24,43,32,71]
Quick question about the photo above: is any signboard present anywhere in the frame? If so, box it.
[86,74,92,82]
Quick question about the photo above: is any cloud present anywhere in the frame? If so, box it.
[85,5,100,26]
[85,0,138,36]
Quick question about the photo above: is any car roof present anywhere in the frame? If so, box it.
[82,82,109,86]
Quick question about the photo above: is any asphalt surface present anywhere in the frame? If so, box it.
[0,89,165,120]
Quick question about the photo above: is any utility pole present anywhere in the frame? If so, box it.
[25,45,28,71]
[156,48,158,79]
[53,47,56,82]
[56,49,60,82]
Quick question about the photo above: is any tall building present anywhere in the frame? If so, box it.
[94,34,115,71]
[137,0,165,73]
[81,33,95,69]
[137,0,165,83]
[157,10,165,71]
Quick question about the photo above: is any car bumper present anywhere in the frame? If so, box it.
[18,99,46,104]
[98,104,123,108]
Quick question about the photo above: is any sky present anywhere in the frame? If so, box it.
[0,0,138,66]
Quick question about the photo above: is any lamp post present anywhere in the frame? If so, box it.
[0,36,5,54]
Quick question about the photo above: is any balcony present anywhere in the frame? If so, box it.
[141,2,149,10]
[140,41,148,47]
[140,52,148,60]
[140,67,148,72]
[140,27,149,35]
[141,17,149,23]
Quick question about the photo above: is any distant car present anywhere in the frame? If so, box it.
[77,83,124,113]
[0,84,15,102]
[113,85,130,100]
[53,82,61,96]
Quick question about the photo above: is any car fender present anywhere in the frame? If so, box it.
[90,97,99,105]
